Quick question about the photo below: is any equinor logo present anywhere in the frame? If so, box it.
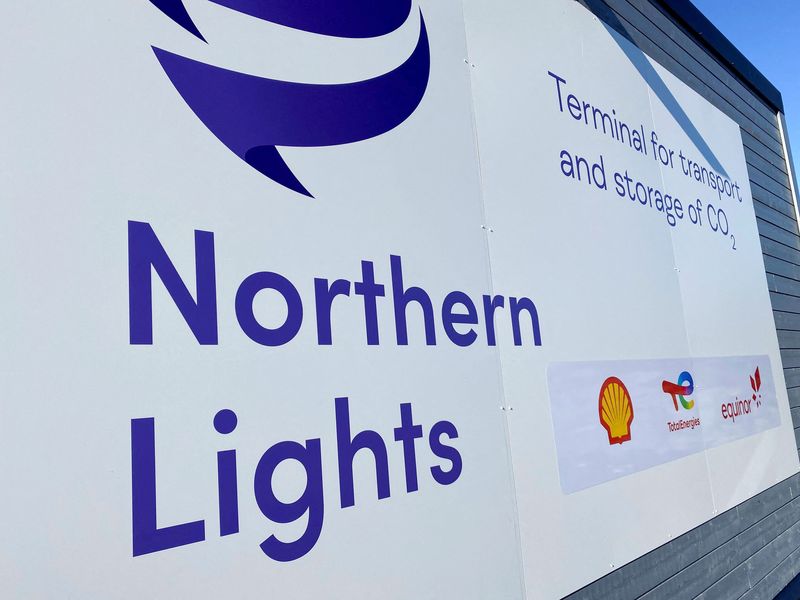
[149,1,430,197]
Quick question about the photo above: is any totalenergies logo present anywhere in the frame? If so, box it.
[148,0,430,197]
[662,371,695,411]
[598,377,634,445]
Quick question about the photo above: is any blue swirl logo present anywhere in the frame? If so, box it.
[149,0,430,197]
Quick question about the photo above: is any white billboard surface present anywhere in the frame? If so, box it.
[462,0,799,596]
[0,1,797,599]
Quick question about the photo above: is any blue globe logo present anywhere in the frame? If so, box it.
[149,0,431,197]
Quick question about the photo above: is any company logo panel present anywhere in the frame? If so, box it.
[549,356,780,494]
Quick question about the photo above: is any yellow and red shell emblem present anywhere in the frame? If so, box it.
[598,377,634,445]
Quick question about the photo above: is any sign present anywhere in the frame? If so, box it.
[464,0,799,596]
[0,0,797,599]
[549,356,781,493]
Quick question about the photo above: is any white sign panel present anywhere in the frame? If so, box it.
[463,0,799,597]
[1,0,797,599]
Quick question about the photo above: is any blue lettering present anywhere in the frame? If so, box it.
[235,272,303,346]
[336,396,391,508]
[391,254,437,345]
[128,221,217,345]
[254,439,324,562]
[214,409,239,537]
[442,291,479,347]
[393,403,424,493]
[131,418,205,556]
[429,421,462,486]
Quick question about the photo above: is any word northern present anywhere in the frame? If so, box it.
[132,398,462,561]
[128,221,543,348]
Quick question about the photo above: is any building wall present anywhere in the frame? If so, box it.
[566,0,800,598]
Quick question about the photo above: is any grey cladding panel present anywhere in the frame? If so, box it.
[752,186,795,220]
[757,218,800,251]
[755,205,798,239]
[768,274,800,298]
[780,349,800,368]
[744,146,792,187]
[777,330,800,350]
[694,564,750,600]
[748,166,794,205]
[742,129,789,174]
[763,256,800,283]
[744,545,800,599]
[760,238,800,266]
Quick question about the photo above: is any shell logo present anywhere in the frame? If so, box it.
[598,377,634,445]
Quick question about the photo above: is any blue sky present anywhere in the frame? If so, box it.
[692,0,800,181]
